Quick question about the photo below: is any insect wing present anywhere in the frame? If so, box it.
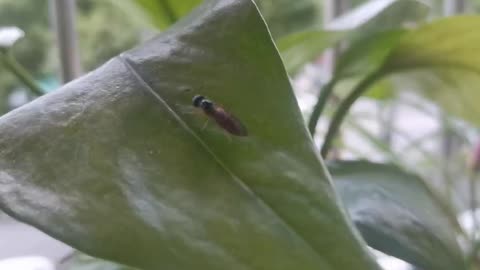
[213,106,248,136]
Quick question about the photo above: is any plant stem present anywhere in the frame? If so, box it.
[0,51,43,96]
[159,0,178,25]
[321,69,383,157]
[308,78,337,136]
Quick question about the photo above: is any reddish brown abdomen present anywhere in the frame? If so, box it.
[206,107,248,136]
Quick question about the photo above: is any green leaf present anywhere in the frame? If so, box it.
[277,30,345,75]
[383,16,480,73]
[0,1,379,270]
[329,161,466,270]
[334,30,407,79]
[112,0,203,29]
[277,0,428,74]
[255,0,322,38]
[375,16,480,126]
[326,0,427,32]
[119,0,323,38]
[390,69,480,126]
[326,0,428,80]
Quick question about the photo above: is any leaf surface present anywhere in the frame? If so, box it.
[330,161,465,270]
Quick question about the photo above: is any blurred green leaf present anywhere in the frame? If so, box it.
[277,0,428,74]
[255,0,322,37]
[316,16,480,151]
[364,77,395,100]
[389,69,480,126]
[277,30,345,75]
[330,161,466,270]
[334,30,407,79]
[0,1,379,270]
[379,16,480,126]
[326,0,427,32]
[383,16,480,73]
[113,0,203,29]
[120,0,323,38]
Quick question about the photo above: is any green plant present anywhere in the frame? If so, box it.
[1,0,480,270]
[0,0,379,269]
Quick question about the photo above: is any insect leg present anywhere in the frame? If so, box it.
[202,119,210,130]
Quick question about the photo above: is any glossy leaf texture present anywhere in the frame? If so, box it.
[329,161,466,270]
[0,0,380,270]
[277,0,428,74]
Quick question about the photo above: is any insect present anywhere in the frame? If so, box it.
[192,95,248,136]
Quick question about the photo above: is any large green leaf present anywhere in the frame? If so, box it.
[329,161,466,270]
[0,1,379,270]
[277,0,428,74]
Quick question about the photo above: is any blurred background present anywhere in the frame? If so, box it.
[0,0,479,269]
